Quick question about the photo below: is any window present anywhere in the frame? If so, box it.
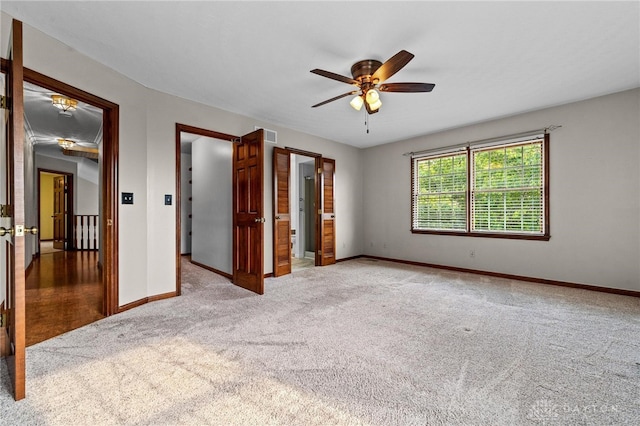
[411,134,549,240]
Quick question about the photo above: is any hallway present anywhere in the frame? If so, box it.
[26,250,103,346]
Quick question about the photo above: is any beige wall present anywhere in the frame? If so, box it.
[4,11,636,303]
[362,88,640,292]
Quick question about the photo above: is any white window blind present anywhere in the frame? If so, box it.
[471,139,544,234]
[410,133,548,238]
[413,152,467,231]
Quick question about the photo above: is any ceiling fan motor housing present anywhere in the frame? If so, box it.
[351,60,383,83]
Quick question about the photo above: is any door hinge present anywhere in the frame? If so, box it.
[318,250,322,255]
[317,168,322,174]
[0,95,8,110]
[0,204,11,217]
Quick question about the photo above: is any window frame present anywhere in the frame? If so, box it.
[411,133,550,241]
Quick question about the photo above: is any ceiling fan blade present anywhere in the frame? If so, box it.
[312,91,358,108]
[379,82,435,93]
[310,69,359,86]
[371,50,415,84]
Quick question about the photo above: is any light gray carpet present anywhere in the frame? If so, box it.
[1,258,639,425]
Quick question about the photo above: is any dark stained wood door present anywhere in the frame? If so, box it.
[319,158,336,266]
[52,176,65,250]
[1,19,26,401]
[232,129,264,294]
[272,147,291,277]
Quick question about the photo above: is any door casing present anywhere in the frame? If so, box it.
[272,147,336,275]
[37,169,74,251]
[174,124,238,296]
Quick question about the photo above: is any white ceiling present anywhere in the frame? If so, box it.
[24,82,103,149]
[3,1,639,148]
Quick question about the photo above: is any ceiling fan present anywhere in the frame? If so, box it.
[311,50,435,114]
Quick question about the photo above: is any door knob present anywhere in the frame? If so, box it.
[26,226,38,235]
[275,216,281,220]
[0,227,14,237]
[254,217,265,223]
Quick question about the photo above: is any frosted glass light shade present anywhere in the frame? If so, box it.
[369,99,382,111]
[365,89,380,104]
[350,95,364,111]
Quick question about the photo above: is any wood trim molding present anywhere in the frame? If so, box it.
[148,291,177,303]
[283,147,322,158]
[0,302,7,357]
[364,255,640,298]
[336,255,363,263]
[117,297,148,313]
[190,260,233,280]
[176,123,237,142]
[117,291,177,313]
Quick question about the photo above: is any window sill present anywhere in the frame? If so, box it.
[411,229,550,241]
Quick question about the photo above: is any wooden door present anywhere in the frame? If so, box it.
[272,147,291,277]
[319,158,336,266]
[52,176,65,250]
[232,129,264,294]
[1,19,26,401]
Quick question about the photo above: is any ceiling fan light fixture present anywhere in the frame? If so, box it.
[350,95,364,111]
[369,98,382,111]
[51,94,78,112]
[57,138,76,150]
[365,89,380,105]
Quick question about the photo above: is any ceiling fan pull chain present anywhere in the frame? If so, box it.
[365,109,369,134]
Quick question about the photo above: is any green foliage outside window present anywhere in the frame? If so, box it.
[412,138,545,236]
[472,142,543,233]
[414,153,467,230]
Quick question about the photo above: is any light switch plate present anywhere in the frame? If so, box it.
[122,192,134,205]
[164,194,172,205]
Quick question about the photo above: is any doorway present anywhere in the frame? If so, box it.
[272,147,336,277]
[1,28,119,399]
[175,124,265,296]
[37,170,74,254]
[23,79,105,345]
[291,154,316,271]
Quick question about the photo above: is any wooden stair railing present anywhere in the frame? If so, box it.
[74,215,99,251]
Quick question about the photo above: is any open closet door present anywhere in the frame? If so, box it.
[1,19,26,400]
[319,158,336,266]
[272,147,291,277]
[232,129,264,294]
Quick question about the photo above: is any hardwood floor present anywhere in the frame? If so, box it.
[25,250,104,346]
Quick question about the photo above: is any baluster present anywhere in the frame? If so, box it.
[74,215,78,250]
[81,215,85,251]
[93,215,97,250]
